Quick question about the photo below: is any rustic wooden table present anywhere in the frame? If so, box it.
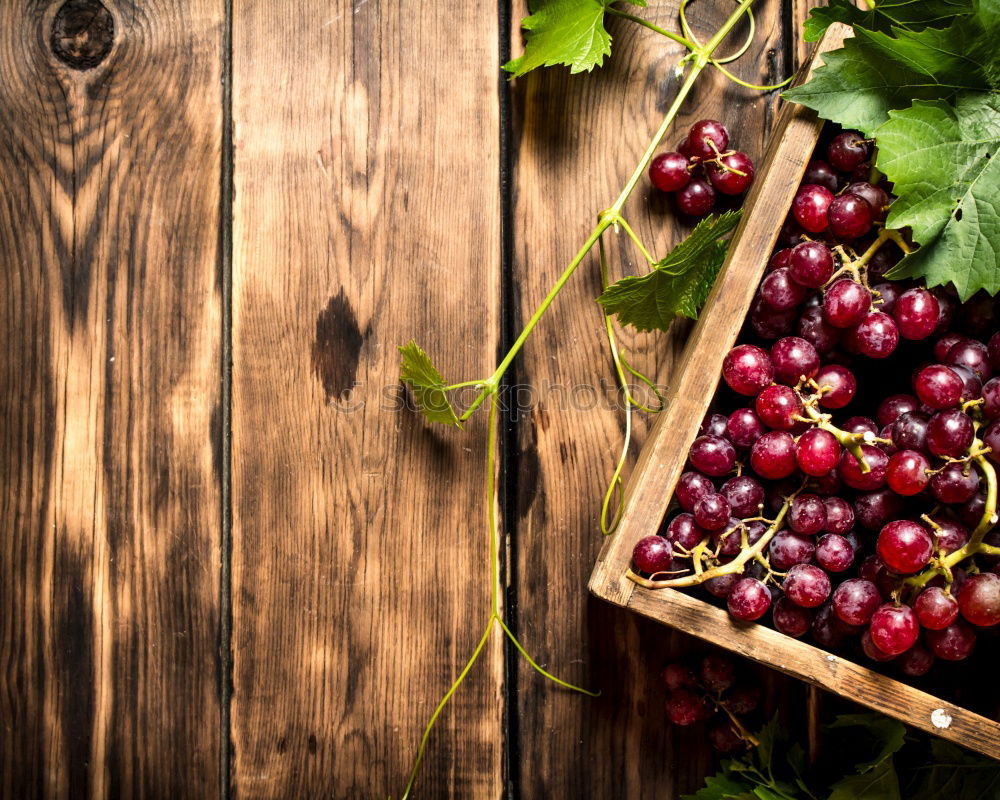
[1,0,816,796]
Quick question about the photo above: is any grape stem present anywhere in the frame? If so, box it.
[798,394,886,474]
[626,487,801,589]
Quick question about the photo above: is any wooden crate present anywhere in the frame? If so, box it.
[589,22,1000,760]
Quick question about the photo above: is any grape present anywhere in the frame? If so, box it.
[934,333,968,363]
[788,241,834,288]
[958,573,1000,627]
[769,248,791,271]
[869,603,919,655]
[823,497,855,535]
[773,596,814,637]
[676,178,716,217]
[891,411,929,452]
[750,297,798,339]
[852,311,899,358]
[833,579,882,626]
[946,339,992,381]
[925,620,976,661]
[983,378,1000,419]
[726,408,765,447]
[877,520,934,574]
[814,364,857,409]
[701,411,730,437]
[893,287,939,340]
[699,654,735,692]
[727,577,772,621]
[845,181,888,220]
[989,331,1000,370]
[877,394,919,427]
[750,431,798,479]
[687,119,729,160]
[828,193,874,240]
[854,489,904,531]
[797,306,842,354]
[915,586,959,630]
[959,493,987,529]
[930,462,979,504]
[926,409,974,458]
[816,534,854,572]
[666,688,710,725]
[984,420,1000,465]
[931,289,956,335]
[899,644,935,677]
[676,471,715,511]
[721,475,765,517]
[708,151,755,195]
[823,279,870,328]
[812,603,847,648]
[951,365,983,401]
[868,245,901,279]
[886,449,931,496]
[796,428,841,476]
[662,662,697,690]
[633,535,674,573]
[792,184,834,233]
[861,629,897,662]
[726,684,760,714]
[666,513,706,550]
[694,492,732,531]
[803,159,840,192]
[929,516,969,553]
[769,530,816,570]
[827,131,870,171]
[649,152,692,192]
[871,281,902,315]
[789,493,827,535]
[810,469,842,496]
[723,344,774,395]
[705,572,740,599]
[708,720,746,754]
[771,336,820,384]
[689,434,737,476]
[914,364,963,409]
[760,268,808,311]
[838,444,888,490]
[755,385,804,430]
[842,416,879,438]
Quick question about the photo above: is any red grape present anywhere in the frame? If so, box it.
[633,535,674,573]
[869,603,919,655]
[958,573,1000,627]
[792,184,834,233]
[727,577,772,621]
[877,520,934,574]
[723,344,774,395]
[796,428,841,476]
[649,151,691,192]
[915,586,959,630]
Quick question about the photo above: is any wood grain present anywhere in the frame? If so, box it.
[508,1,795,795]
[229,1,504,797]
[0,0,224,796]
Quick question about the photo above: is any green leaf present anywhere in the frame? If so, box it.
[904,740,1000,799]
[826,713,907,773]
[803,0,973,41]
[828,759,901,800]
[398,341,462,427]
[683,773,758,800]
[784,17,996,134]
[597,210,742,332]
[504,0,619,77]
[879,94,1000,299]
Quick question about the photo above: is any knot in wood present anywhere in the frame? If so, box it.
[51,0,114,70]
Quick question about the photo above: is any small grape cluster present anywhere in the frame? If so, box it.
[662,652,761,753]
[648,119,755,217]
[630,127,1000,676]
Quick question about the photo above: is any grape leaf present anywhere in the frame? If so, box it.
[398,341,462,427]
[803,0,973,42]
[826,713,906,773]
[904,740,1000,799]
[784,17,995,134]
[597,210,741,332]
[879,94,1000,299]
[682,773,757,800]
[503,0,645,77]
[828,759,901,800]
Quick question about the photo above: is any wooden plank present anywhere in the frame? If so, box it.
[508,1,793,795]
[589,22,850,607]
[229,1,504,796]
[627,588,1000,759]
[0,1,224,796]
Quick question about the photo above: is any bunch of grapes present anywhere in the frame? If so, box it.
[649,119,755,217]
[662,652,761,753]
[630,127,1000,677]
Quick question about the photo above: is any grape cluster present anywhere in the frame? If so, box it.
[649,119,755,217]
[662,651,761,753]
[630,127,1000,676]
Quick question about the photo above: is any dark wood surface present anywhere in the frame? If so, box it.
[0,1,817,797]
